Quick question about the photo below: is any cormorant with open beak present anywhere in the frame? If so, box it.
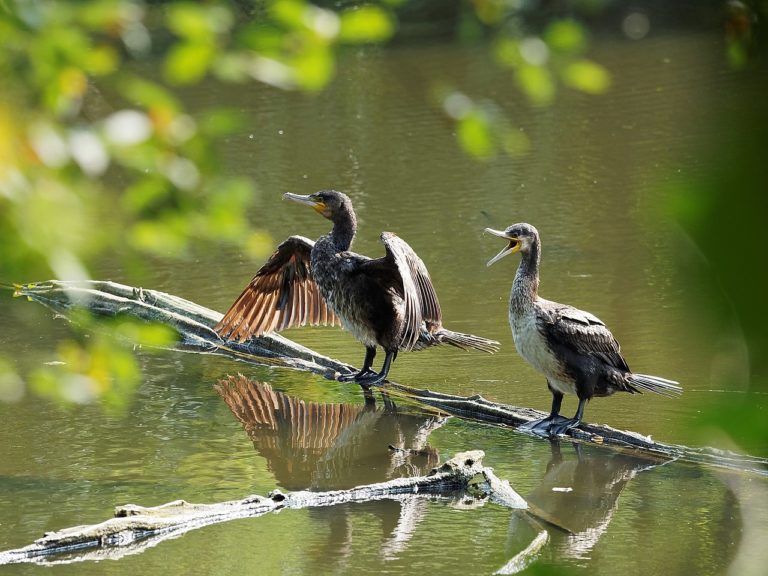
[485,223,680,437]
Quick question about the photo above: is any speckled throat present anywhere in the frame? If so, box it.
[510,238,541,316]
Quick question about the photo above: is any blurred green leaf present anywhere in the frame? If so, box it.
[493,38,524,68]
[237,23,285,51]
[457,111,494,160]
[473,0,505,25]
[545,19,587,54]
[166,3,232,40]
[198,108,247,137]
[727,41,748,70]
[293,45,335,90]
[270,0,309,30]
[245,230,276,260]
[29,336,141,411]
[164,41,214,85]
[502,127,531,158]
[130,217,189,256]
[339,6,395,44]
[121,177,171,215]
[517,65,556,106]
[83,45,119,75]
[114,320,179,348]
[202,177,256,241]
[118,75,181,112]
[562,59,611,94]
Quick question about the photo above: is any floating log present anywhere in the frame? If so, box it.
[14,280,768,476]
[0,450,527,566]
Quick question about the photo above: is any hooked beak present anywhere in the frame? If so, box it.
[283,192,326,214]
[484,228,520,267]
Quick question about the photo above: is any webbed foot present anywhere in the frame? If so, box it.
[546,417,581,437]
[355,371,388,387]
[519,415,566,437]
[338,368,376,382]
[519,415,575,438]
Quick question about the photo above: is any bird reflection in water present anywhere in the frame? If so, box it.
[524,439,665,561]
[215,374,447,564]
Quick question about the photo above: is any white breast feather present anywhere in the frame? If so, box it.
[509,307,577,396]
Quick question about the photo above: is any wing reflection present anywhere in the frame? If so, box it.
[215,374,447,565]
[215,375,444,490]
[526,440,664,559]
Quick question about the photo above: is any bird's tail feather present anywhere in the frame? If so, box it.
[433,329,500,354]
[627,373,682,397]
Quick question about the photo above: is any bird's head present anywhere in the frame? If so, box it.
[484,223,539,266]
[283,190,353,222]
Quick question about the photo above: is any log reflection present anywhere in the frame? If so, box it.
[526,440,664,559]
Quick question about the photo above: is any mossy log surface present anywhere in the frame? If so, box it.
[0,450,526,565]
[15,280,768,476]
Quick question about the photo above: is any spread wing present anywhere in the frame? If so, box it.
[215,235,338,342]
[539,301,630,371]
[374,232,442,351]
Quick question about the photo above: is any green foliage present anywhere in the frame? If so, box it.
[440,90,531,161]
[28,315,178,412]
[667,85,768,456]
[339,5,395,43]
[445,9,611,160]
[235,0,395,91]
[562,59,611,94]
[0,0,398,407]
[492,19,611,104]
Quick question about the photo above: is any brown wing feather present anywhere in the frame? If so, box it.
[215,235,338,342]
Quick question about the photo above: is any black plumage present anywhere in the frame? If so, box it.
[216,190,499,386]
[485,222,681,437]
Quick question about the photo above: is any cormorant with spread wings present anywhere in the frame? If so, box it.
[215,190,499,386]
[485,223,680,437]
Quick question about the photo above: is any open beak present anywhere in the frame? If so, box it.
[283,192,326,214]
[484,228,519,267]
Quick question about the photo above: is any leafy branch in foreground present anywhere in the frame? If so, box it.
[0,0,396,404]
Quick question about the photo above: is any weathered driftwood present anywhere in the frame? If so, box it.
[15,280,355,378]
[0,451,527,566]
[15,280,768,476]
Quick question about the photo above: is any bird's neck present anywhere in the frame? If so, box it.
[329,209,357,251]
[511,242,540,313]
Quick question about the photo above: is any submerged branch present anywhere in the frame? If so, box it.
[0,451,527,566]
[495,530,550,575]
[15,280,768,476]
